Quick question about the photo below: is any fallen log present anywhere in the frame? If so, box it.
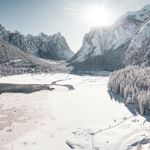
[0,83,54,94]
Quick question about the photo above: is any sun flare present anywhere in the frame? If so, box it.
[81,5,113,27]
[66,3,114,27]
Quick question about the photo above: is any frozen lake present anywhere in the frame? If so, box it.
[0,73,149,150]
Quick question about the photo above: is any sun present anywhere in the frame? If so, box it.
[65,3,114,27]
[81,5,113,27]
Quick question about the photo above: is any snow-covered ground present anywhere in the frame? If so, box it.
[0,73,150,150]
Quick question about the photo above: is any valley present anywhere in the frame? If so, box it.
[0,3,150,150]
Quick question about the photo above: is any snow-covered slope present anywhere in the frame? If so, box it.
[36,33,74,60]
[70,5,150,71]
[0,25,74,60]
[0,39,68,76]
[125,17,150,66]
[0,73,150,150]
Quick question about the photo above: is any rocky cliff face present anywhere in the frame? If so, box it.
[0,25,74,60]
[69,5,150,72]
[125,18,150,66]
[0,39,68,76]
[36,33,74,60]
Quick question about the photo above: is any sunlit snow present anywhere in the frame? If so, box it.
[0,73,149,150]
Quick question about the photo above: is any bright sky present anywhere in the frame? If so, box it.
[0,0,150,51]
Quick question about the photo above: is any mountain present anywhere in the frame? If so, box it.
[124,18,150,66]
[0,39,68,76]
[69,5,150,72]
[0,25,74,60]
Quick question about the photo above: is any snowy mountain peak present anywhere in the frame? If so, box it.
[51,32,65,42]
[70,5,150,71]
[38,32,49,40]
[142,4,150,10]
[0,25,74,60]
[121,4,150,25]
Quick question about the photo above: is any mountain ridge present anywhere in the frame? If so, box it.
[0,25,74,61]
[0,39,68,76]
[69,4,150,72]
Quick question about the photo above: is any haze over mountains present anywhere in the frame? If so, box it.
[0,25,74,60]
[0,5,150,75]
[69,5,150,72]
[0,25,74,75]
[0,39,69,76]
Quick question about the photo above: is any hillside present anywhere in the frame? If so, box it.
[0,25,74,60]
[0,39,68,76]
[69,5,150,72]
[124,18,150,66]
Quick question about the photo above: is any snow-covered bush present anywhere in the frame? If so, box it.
[108,66,150,115]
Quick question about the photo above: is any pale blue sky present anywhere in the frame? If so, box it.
[0,0,150,51]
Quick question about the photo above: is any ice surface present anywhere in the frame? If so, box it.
[0,73,149,150]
